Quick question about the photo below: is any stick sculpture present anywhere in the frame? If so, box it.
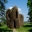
[6,6,24,28]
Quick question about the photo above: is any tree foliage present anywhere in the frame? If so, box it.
[27,0,32,24]
[0,0,8,24]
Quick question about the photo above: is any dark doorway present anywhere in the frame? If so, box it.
[14,20,16,28]
[8,13,10,18]
[16,11,18,18]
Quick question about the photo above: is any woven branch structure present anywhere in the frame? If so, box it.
[6,6,24,28]
[18,14,24,26]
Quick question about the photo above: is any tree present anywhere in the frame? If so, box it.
[27,0,32,24]
[0,0,8,24]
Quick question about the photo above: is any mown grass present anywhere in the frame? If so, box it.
[0,24,13,32]
[0,22,32,32]
[16,22,32,32]
[16,26,32,32]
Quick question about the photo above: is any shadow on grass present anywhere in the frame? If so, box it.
[0,28,13,32]
[28,29,32,32]
[23,25,32,27]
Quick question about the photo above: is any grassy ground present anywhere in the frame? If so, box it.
[16,22,32,32]
[0,22,32,32]
[16,26,32,32]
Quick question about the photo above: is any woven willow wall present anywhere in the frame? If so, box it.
[6,6,24,28]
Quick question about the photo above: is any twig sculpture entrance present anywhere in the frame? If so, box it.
[6,6,24,28]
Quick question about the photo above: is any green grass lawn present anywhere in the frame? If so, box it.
[0,24,13,32]
[16,26,32,32]
[16,22,32,32]
[0,22,32,32]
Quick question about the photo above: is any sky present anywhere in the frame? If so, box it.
[5,0,28,21]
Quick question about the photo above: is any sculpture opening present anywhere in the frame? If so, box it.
[8,13,10,18]
[16,11,18,18]
[14,20,16,28]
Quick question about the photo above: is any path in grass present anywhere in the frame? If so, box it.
[13,28,18,32]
